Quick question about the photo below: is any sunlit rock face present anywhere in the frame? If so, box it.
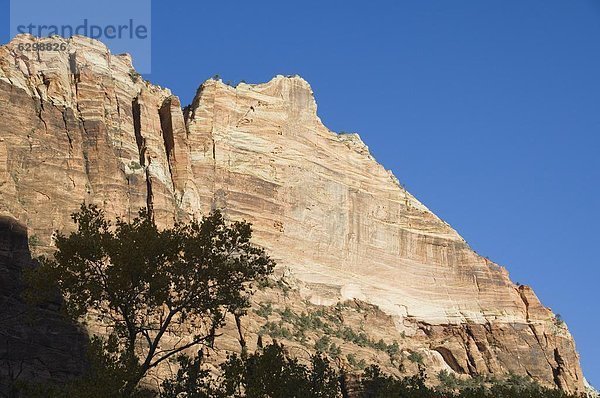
[0,35,585,392]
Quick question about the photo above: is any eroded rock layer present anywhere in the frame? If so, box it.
[0,35,585,392]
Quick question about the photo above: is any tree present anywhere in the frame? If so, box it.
[160,343,342,398]
[360,366,584,398]
[223,344,340,398]
[26,204,275,395]
[160,351,215,398]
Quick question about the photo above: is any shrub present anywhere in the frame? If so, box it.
[407,351,424,365]
[254,303,273,319]
[315,335,332,352]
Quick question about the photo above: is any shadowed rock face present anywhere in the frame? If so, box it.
[0,217,86,392]
[0,35,585,392]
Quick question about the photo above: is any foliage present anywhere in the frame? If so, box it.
[386,341,400,357]
[256,277,276,290]
[314,335,331,352]
[129,161,143,171]
[159,343,342,398]
[347,353,367,370]
[25,204,274,395]
[129,69,141,82]
[259,321,293,339]
[328,342,342,358]
[407,351,424,365]
[362,366,584,398]
[254,302,273,319]
[159,350,587,398]
[361,365,437,398]
[160,352,215,398]
[255,275,292,296]
[28,234,41,248]
[259,303,400,363]
[15,336,153,398]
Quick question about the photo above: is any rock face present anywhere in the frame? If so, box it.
[0,216,86,393]
[0,35,585,392]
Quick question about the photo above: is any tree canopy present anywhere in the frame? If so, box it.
[26,204,275,395]
[161,343,340,398]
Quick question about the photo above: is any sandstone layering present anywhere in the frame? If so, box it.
[0,35,585,392]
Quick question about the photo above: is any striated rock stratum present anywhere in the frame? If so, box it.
[0,35,585,392]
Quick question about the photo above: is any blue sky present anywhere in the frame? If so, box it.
[2,0,599,387]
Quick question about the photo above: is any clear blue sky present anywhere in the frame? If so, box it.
[2,0,599,387]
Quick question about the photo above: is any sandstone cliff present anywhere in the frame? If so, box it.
[0,35,585,392]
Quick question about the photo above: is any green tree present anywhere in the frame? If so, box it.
[26,204,275,396]
[160,352,215,398]
[161,343,341,398]
[361,366,584,398]
[361,365,475,398]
